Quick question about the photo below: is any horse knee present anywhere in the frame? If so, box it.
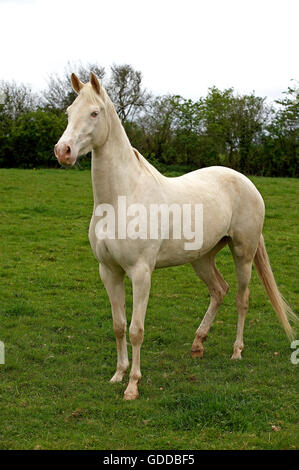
[129,323,144,345]
[113,319,126,339]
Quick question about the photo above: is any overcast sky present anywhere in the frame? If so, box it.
[0,0,298,102]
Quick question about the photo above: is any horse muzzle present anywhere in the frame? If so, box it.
[54,141,77,166]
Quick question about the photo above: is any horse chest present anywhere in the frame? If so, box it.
[89,218,112,264]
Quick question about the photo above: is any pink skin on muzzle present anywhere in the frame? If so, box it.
[54,141,77,166]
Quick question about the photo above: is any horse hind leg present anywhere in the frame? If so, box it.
[191,250,229,358]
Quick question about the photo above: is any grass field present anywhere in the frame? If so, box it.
[0,168,298,450]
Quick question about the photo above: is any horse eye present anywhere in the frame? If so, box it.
[91,111,98,118]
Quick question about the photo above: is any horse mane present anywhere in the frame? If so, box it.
[132,148,164,183]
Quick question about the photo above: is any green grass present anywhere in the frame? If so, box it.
[0,168,298,450]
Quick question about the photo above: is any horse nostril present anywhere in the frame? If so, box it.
[54,142,74,164]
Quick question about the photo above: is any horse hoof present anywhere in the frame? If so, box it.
[231,353,242,360]
[110,373,123,383]
[231,345,243,360]
[191,349,203,359]
[124,392,139,401]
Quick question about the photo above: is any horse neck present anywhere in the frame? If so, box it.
[91,101,142,206]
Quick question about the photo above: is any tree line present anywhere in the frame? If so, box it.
[0,62,298,176]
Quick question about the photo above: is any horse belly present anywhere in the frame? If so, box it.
[155,241,199,267]
[155,204,232,268]
[154,235,221,268]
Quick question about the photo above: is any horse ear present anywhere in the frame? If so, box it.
[90,72,101,96]
[71,73,84,94]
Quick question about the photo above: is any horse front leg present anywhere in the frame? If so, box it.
[99,263,129,383]
[124,264,152,400]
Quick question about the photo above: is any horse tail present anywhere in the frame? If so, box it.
[254,235,297,341]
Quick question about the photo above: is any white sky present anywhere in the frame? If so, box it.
[0,0,298,102]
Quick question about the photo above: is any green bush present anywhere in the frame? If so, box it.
[0,109,67,168]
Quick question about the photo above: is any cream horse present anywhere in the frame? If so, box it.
[54,72,296,400]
